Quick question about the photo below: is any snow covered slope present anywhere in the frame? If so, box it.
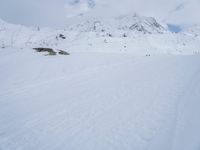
[0,48,200,150]
[184,25,200,37]
[0,11,200,149]
[66,14,167,34]
[0,16,200,55]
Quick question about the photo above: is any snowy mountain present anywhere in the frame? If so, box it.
[0,15,200,55]
[66,14,167,34]
[65,0,200,27]
[1,6,200,150]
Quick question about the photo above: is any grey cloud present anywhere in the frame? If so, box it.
[0,0,199,28]
[0,0,67,28]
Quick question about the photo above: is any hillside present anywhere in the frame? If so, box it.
[0,48,200,150]
[0,12,200,150]
[0,15,200,55]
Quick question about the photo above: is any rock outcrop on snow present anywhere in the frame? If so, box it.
[33,47,70,56]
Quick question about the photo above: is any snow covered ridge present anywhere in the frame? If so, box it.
[0,19,65,49]
[66,14,167,34]
[0,15,200,55]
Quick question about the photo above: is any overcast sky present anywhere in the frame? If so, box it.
[0,0,199,28]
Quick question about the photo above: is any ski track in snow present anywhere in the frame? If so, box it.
[0,50,200,150]
[0,56,138,99]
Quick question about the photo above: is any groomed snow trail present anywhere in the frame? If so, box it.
[0,49,200,150]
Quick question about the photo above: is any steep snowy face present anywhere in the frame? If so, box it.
[66,14,167,34]
[115,14,166,34]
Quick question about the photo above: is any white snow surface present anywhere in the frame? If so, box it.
[0,16,200,150]
[0,47,200,150]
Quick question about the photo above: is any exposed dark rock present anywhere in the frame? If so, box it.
[33,48,56,56]
[107,33,112,37]
[59,34,66,39]
[33,48,70,56]
[129,23,150,34]
[58,50,70,55]
[123,33,127,37]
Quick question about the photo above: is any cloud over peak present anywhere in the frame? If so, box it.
[0,0,199,28]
